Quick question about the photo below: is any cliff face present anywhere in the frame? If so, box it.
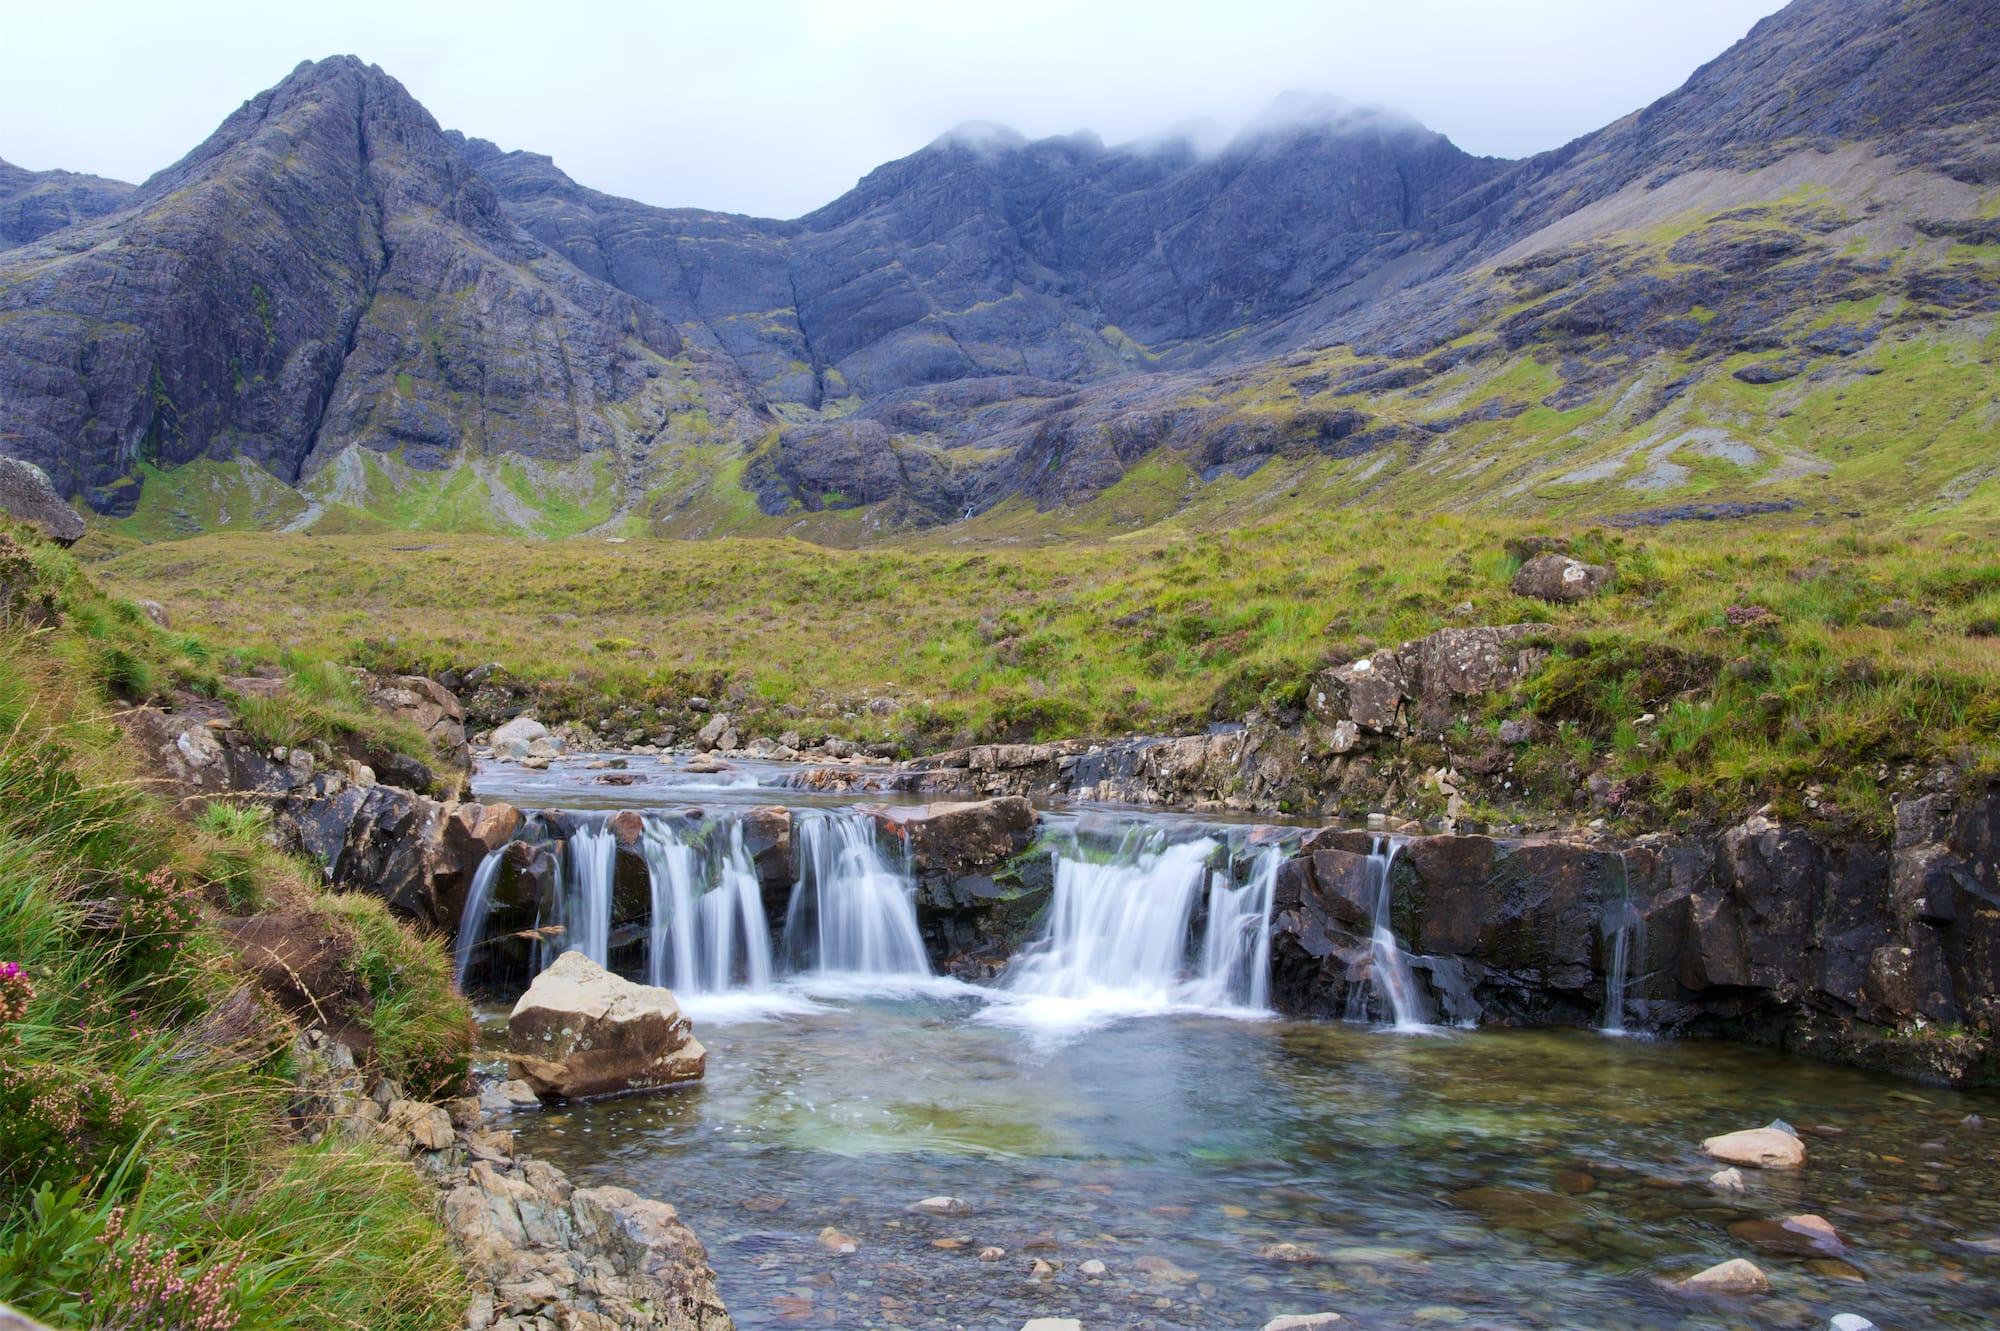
[471,105,1502,408]
[0,58,687,514]
[2,0,1997,529]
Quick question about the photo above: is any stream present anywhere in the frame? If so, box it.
[471,754,2000,1330]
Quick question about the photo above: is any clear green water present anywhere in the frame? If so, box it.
[498,990,2000,1330]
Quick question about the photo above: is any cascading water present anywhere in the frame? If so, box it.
[566,822,618,967]
[1188,845,1283,1009]
[638,818,774,996]
[1345,836,1432,1030]
[784,812,930,976]
[995,827,1284,1029]
[1600,852,1644,1035]
[451,849,507,990]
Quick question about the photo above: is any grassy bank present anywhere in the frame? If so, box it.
[92,510,2000,835]
[0,526,470,1329]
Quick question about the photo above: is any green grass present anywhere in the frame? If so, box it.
[91,513,2000,834]
[0,521,471,1329]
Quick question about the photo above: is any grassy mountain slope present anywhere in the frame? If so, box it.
[0,523,469,1328]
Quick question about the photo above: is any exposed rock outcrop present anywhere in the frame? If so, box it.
[0,458,85,545]
[289,1027,732,1330]
[1269,788,2000,1085]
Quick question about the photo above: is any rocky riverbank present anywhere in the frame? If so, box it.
[291,1025,732,1331]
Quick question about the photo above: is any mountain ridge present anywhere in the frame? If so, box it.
[2,0,1997,540]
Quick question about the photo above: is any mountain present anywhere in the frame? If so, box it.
[0,57,753,523]
[2,0,1997,540]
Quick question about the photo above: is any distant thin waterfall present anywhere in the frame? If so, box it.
[451,849,507,991]
[1600,852,1644,1035]
[1346,836,1430,1030]
[567,823,618,966]
[784,813,930,976]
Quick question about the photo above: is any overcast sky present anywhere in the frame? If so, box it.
[4,0,1789,220]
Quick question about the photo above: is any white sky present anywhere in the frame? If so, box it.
[2,0,1789,220]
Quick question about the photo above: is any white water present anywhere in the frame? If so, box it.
[567,824,618,967]
[1190,845,1283,1009]
[451,849,507,990]
[784,813,930,977]
[1346,836,1432,1031]
[987,830,1283,1036]
[639,819,774,996]
[1600,854,1644,1035]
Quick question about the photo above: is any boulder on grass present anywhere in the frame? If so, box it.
[0,458,86,546]
[506,951,705,1101]
[1512,552,1612,603]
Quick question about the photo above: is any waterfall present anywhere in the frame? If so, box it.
[1345,836,1431,1030]
[999,828,1282,1023]
[1600,852,1643,1035]
[451,849,507,991]
[566,823,618,966]
[642,824,702,992]
[784,812,930,976]
[1188,845,1283,1009]
[639,817,775,995]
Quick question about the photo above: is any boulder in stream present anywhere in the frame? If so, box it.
[1702,1126,1805,1170]
[505,951,706,1101]
[1679,1257,1770,1293]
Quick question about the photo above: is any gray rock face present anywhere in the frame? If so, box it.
[0,458,85,545]
[5,1,1997,527]
[1308,624,1550,737]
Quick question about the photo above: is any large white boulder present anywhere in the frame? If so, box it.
[505,951,705,1101]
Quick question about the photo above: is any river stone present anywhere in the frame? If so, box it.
[1728,1213,1845,1256]
[1829,1316,1879,1331]
[818,1226,858,1255]
[907,1195,972,1216]
[0,458,86,546]
[490,716,549,759]
[505,951,705,1101]
[1681,1258,1770,1293]
[695,713,732,751]
[1263,1318,1343,1331]
[1709,1167,1748,1193]
[1703,1127,1806,1170]
[1512,552,1612,603]
[1021,1321,1082,1331]
[1079,1259,1107,1277]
